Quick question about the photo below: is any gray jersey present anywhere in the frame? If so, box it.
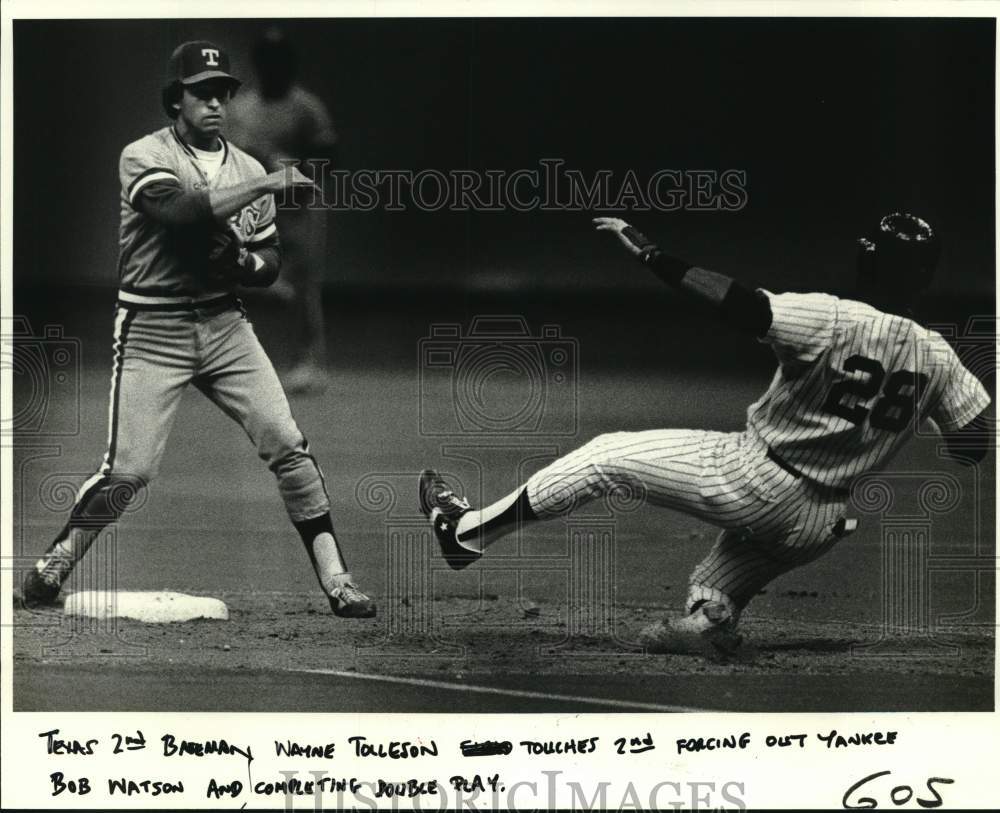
[117,126,276,300]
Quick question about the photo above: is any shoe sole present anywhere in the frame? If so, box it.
[418,469,439,517]
[332,607,377,619]
[330,601,377,619]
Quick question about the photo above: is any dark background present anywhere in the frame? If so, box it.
[10,18,996,713]
[13,17,996,297]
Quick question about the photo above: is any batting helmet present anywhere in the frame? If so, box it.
[161,40,241,119]
[856,212,941,291]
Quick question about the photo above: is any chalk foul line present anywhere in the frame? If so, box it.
[290,668,708,713]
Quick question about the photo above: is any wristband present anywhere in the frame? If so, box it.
[622,225,657,255]
[621,225,695,286]
[646,250,695,286]
[238,252,265,285]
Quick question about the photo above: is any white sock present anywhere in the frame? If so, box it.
[40,527,98,580]
[312,532,350,593]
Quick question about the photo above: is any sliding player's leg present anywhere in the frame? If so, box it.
[420,429,788,569]
[639,488,854,654]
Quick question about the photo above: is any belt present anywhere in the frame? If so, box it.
[765,447,852,498]
[766,447,804,479]
[116,292,238,312]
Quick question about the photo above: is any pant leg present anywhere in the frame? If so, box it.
[194,306,329,521]
[523,428,852,622]
[525,429,789,531]
[45,307,194,574]
[686,484,851,619]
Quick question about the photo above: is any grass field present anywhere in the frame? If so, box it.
[10,290,996,712]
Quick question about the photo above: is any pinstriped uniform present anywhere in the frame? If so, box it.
[526,291,990,619]
[747,292,988,488]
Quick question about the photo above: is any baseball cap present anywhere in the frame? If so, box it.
[166,40,241,88]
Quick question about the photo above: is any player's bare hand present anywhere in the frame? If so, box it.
[207,221,250,283]
[269,164,320,193]
[287,165,319,188]
[593,216,631,233]
[593,217,657,258]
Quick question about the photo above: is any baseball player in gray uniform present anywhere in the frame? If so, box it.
[21,41,376,618]
[420,213,990,654]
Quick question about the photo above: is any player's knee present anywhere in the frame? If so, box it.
[258,425,307,470]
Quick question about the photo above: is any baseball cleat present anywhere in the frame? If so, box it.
[418,469,480,571]
[638,600,743,657]
[20,566,64,609]
[328,582,377,618]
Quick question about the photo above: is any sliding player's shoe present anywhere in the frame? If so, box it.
[638,600,743,657]
[418,469,480,571]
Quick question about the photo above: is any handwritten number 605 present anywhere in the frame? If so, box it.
[842,771,954,809]
[822,355,927,433]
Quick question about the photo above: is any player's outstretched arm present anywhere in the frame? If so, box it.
[208,165,317,221]
[135,166,318,227]
[593,217,772,336]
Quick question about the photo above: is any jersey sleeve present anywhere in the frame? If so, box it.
[247,192,277,247]
[928,334,992,431]
[757,290,839,363]
[119,138,181,207]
